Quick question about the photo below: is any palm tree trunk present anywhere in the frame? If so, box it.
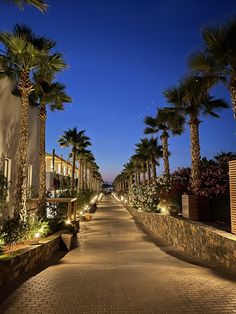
[229,76,236,118]
[81,161,84,190]
[84,164,88,190]
[143,166,146,183]
[152,162,157,179]
[38,102,47,218]
[147,161,151,183]
[189,114,201,193]
[78,158,81,192]
[138,172,141,185]
[161,130,170,177]
[15,70,33,220]
[71,148,76,195]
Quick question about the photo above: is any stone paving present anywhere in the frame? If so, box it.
[0,195,236,314]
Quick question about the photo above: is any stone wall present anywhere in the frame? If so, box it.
[0,234,61,287]
[127,206,236,272]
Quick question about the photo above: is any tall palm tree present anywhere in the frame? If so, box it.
[77,149,93,191]
[83,151,95,190]
[4,0,48,11]
[188,17,236,117]
[130,154,143,185]
[59,128,91,195]
[144,108,184,177]
[33,79,71,217]
[135,138,162,182]
[0,24,63,218]
[164,75,228,192]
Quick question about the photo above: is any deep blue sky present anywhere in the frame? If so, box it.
[1,0,236,182]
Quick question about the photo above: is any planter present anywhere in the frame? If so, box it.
[182,194,210,221]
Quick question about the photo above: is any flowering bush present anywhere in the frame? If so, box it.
[169,167,191,203]
[128,182,160,212]
[195,160,230,198]
[126,152,234,217]
[128,175,184,214]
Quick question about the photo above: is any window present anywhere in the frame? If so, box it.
[4,158,11,202]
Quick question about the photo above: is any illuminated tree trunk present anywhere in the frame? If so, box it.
[161,130,170,177]
[230,76,236,119]
[38,102,47,218]
[147,161,151,183]
[189,114,201,193]
[81,161,84,191]
[152,162,157,179]
[84,163,88,190]
[137,172,141,185]
[142,165,146,183]
[15,70,33,220]
[71,148,76,195]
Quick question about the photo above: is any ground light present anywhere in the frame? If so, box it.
[34,232,40,244]
[98,193,103,201]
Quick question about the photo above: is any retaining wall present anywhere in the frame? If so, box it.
[127,206,236,272]
[0,234,61,287]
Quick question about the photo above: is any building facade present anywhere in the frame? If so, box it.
[0,78,40,220]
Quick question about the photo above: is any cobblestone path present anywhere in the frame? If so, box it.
[0,195,236,313]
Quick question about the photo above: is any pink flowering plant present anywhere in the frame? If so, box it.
[194,155,233,198]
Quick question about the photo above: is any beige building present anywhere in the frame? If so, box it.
[45,152,79,192]
[0,78,40,220]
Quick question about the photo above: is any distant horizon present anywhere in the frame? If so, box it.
[1,0,236,182]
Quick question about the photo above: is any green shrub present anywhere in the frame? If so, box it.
[1,217,28,245]
[24,219,50,240]
[77,190,95,210]
[1,217,50,246]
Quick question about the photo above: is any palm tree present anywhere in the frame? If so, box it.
[164,75,228,192]
[0,24,63,218]
[83,151,95,190]
[77,149,93,191]
[188,17,236,117]
[59,128,91,195]
[33,79,71,217]
[4,0,48,11]
[135,138,162,182]
[130,154,143,185]
[144,107,184,176]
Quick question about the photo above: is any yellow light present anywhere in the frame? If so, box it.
[80,211,83,215]
[34,232,40,238]
[65,220,71,225]
[160,206,169,215]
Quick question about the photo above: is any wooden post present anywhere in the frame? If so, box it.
[229,160,236,234]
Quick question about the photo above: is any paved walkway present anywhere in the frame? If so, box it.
[0,195,236,314]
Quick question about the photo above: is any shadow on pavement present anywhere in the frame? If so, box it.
[133,218,236,283]
[0,249,70,303]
